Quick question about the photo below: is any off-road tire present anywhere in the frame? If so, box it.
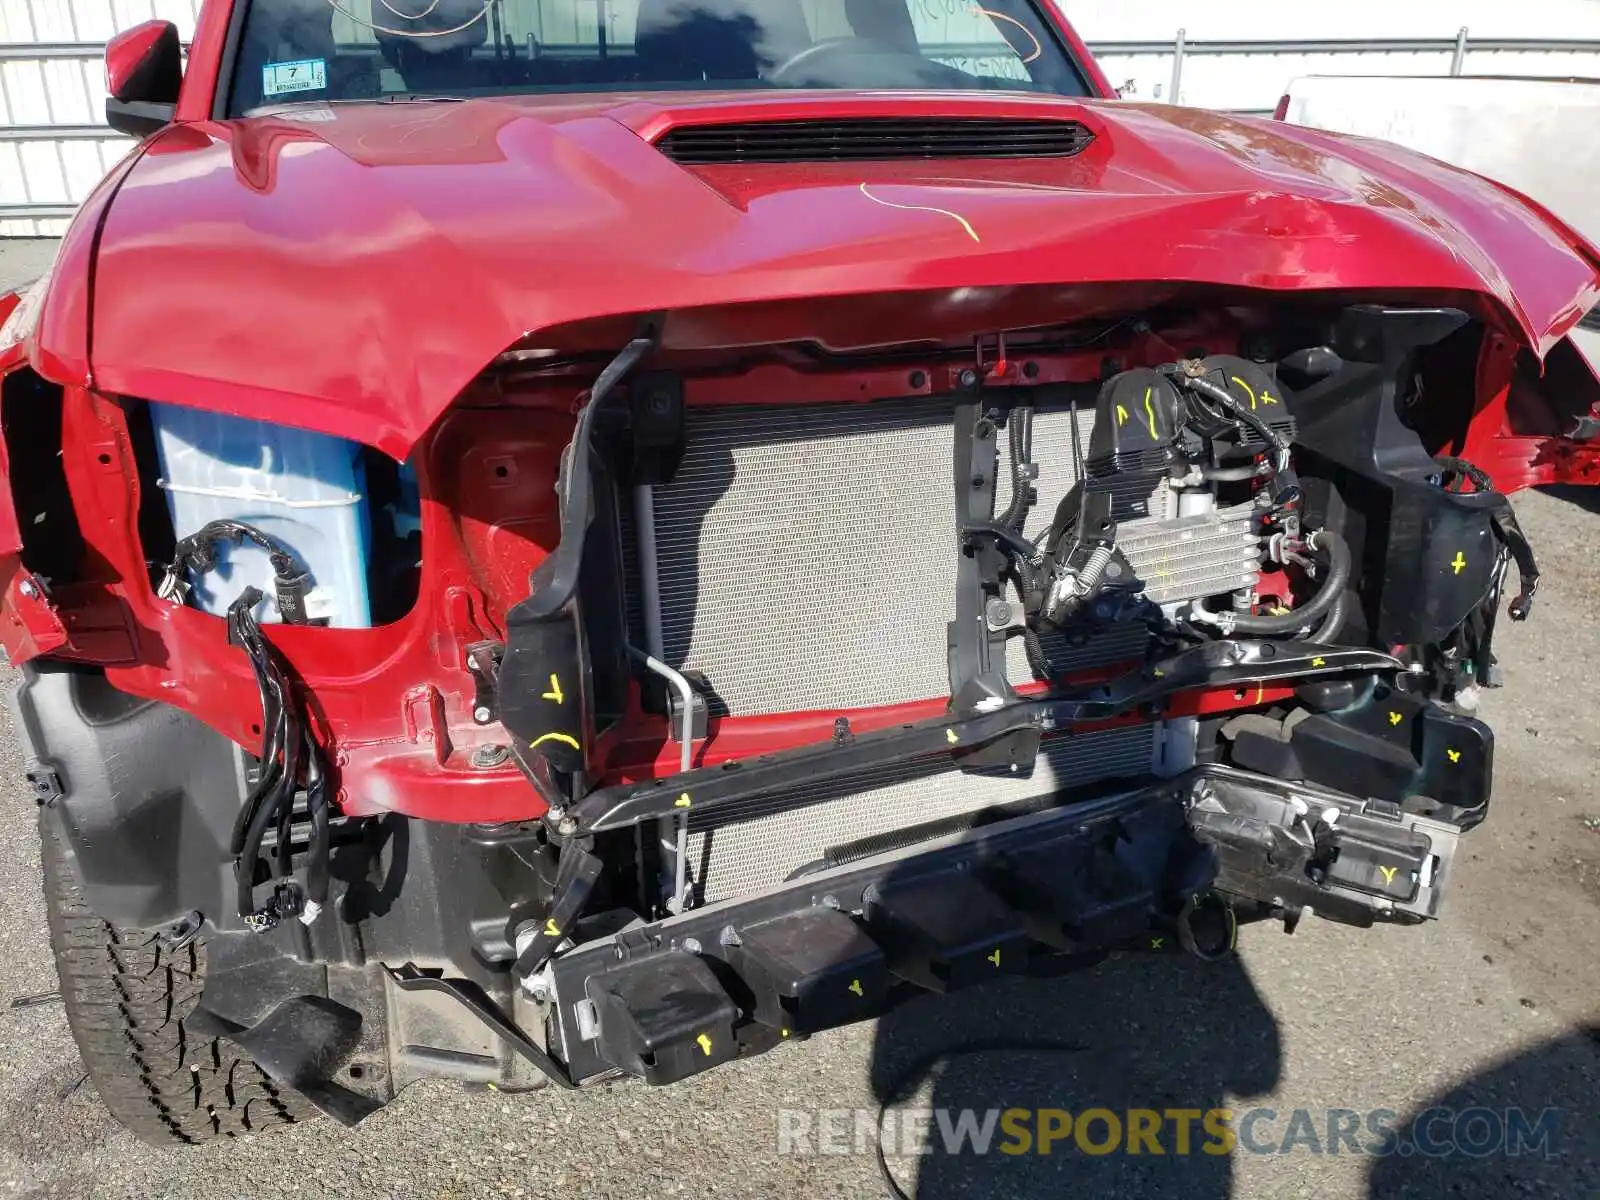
[39,815,314,1144]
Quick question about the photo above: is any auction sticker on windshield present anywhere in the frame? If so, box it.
[263,58,327,97]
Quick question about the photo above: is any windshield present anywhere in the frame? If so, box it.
[227,0,1091,115]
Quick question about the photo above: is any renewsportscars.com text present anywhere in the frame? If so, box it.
[777,1106,1561,1159]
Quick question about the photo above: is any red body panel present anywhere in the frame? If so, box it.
[29,92,1593,458]
[3,0,1598,823]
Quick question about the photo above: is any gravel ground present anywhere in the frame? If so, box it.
[0,241,58,294]
[0,238,1596,1199]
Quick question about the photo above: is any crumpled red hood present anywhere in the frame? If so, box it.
[43,90,1600,457]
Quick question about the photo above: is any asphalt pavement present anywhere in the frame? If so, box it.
[0,237,1595,1199]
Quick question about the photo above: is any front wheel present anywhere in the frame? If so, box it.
[40,815,314,1144]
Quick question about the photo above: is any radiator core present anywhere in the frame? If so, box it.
[643,398,1253,717]
[632,397,1253,901]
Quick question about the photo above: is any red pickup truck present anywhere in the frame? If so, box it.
[1,0,1597,1144]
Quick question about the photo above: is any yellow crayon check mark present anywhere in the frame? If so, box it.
[1377,865,1399,885]
[674,793,692,808]
[531,731,580,751]
[858,182,980,243]
[1388,711,1404,727]
[848,978,864,997]
[987,948,1002,968]
[1144,386,1159,439]
[1231,375,1259,411]
[780,1028,790,1038]
[1311,657,1326,668]
[1261,391,1280,404]
[544,918,561,938]
[946,728,959,745]
[1149,936,1165,950]
[696,1034,713,1056]
[542,673,565,704]
[1447,749,1462,764]
[1116,403,1130,426]
[1451,552,1467,575]
[1152,668,1166,678]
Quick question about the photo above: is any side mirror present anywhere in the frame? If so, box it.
[105,20,182,138]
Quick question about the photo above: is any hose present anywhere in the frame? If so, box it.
[1308,592,1347,643]
[1228,530,1351,636]
[1201,460,1272,483]
[965,521,1038,562]
[1183,374,1292,477]
[996,406,1035,532]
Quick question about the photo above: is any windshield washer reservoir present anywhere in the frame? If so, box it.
[150,404,373,628]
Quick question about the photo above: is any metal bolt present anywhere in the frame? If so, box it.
[908,370,928,390]
[556,817,577,836]
[18,581,36,599]
[985,598,1014,630]
[471,743,510,768]
[958,368,979,389]
[466,653,479,670]
[472,705,493,724]
[682,937,703,955]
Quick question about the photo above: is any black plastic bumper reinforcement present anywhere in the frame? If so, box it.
[538,764,1458,1087]
[562,640,1401,835]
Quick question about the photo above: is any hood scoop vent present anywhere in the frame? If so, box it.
[655,117,1094,165]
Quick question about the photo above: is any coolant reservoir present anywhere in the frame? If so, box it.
[149,404,373,627]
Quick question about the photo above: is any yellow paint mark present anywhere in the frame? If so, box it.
[1149,936,1165,951]
[987,948,1002,968]
[1116,403,1130,427]
[780,1028,790,1038]
[696,1033,713,1056]
[1254,683,1265,706]
[946,728,959,745]
[531,731,580,751]
[1377,865,1399,885]
[1311,657,1326,668]
[1388,711,1403,727]
[1230,375,1259,411]
[542,673,565,704]
[858,182,979,243]
[1261,391,1280,405]
[674,792,692,808]
[1143,386,1160,439]
[1447,748,1462,764]
[544,918,561,938]
[1153,668,1166,678]
[968,5,1042,62]
[848,978,864,997]
[1451,552,1467,575]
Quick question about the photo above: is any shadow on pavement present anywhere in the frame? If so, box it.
[868,949,1280,1199]
[1536,484,1600,514]
[1366,1026,1600,1199]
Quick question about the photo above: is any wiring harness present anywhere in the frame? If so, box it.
[227,585,333,932]
[157,518,316,625]
[157,519,332,932]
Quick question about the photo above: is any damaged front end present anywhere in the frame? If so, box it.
[0,277,1581,1119]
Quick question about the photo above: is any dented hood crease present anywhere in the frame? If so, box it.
[47,92,1600,457]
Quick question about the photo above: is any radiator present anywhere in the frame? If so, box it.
[629,396,1252,901]
[640,398,1254,716]
[684,724,1160,904]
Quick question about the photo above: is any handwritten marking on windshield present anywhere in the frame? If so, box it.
[858,183,980,244]
[967,6,1042,64]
